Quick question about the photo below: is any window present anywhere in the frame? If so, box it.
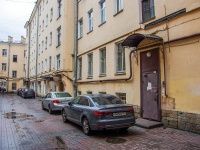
[39,5,41,15]
[100,48,106,75]
[100,0,106,24]
[45,37,47,49]
[39,44,40,54]
[78,97,89,106]
[50,8,53,20]
[56,54,60,70]
[57,27,61,46]
[24,50,26,57]
[13,55,17,62]
[116,42,125,73]
[41,61,43,72]
[116,0,123,13]
[78,19,83,38]
[78,57,82,79]
[50,32,52,45]
[45,59,47,72]
[2,49,7,56]
[46,14,48,26]
[88,10,93,32]
[57,0,62,18]
[116,93,126,103]
[12,83,17,90]
[49,56,51,70]
[39,25,41,34]
[42,20,44,31]
[142,0,155,22]
[38,63,40,73]
[12,71,17,78]
[87,91,92,94]
[87,53,93,77]
[2,63,6,71]
[42,41,44,52]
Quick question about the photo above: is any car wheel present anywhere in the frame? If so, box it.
[82,117,92,135]
[62,109,68,123]
[120,127,129,131]
[42,102,45,110]
[48,105,53,114]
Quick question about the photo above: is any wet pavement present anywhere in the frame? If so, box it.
[0,94,200,150]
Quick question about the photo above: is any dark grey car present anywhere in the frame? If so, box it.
[62,94,135,135]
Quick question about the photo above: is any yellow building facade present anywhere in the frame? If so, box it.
[0,36,26,92]
[24,0,74,97]
[76,0,200,133]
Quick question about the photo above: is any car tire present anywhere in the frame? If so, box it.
[42,102,45,110]
[62,109,68,123]
[48,105,53,114]
[120,127,129,131]
[82,117,92,136]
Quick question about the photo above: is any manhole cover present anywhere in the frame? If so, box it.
[106,137,127,144]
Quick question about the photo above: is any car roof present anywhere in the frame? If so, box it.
[79,94,115,98]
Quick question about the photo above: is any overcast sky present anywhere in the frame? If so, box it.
[0,0,36,42]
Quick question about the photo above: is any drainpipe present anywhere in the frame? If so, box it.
[7,42,11,92]
[27,22,31,88]
[73,0,78,97]
[35,2,39,96]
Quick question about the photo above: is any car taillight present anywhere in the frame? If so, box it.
[128,108,134,113]
[94,111,110,116]
[53,100,60,104]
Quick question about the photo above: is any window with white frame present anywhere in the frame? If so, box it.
[87,53,93,77]
[42,0,45,10]
[12,83,17,90]
[49,56,51,70]
[2,49,7,56]
[45,59,47,72]
[100,48,106,75]
[41,61,43,72]
[39,5,41,15]
[39,25,41,35]
[42,20,44,31]
[116,42,126,73]
[88,10,93,32]
[56,54,60,70]
[57,26,61,46]
[78,57,82,79]
[115,0,123,13]
[116,93,126,103]
[50,8,53,20]
[42,41,44,52]
[12,71,17,78]
[39,44,40,54]
[45,37,47,49]
[46,14,48,26]
[141,0,155,22]
[78,19,83,38]
[57,0,62,18]
[50,32,52,45]
[100,0,106,24]
[38,63,40,73]
[2,63,6,71]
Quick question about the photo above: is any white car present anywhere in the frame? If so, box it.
[42,92,73,114]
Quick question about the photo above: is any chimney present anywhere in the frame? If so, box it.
[8,36,13,43]
[21,36,26,43]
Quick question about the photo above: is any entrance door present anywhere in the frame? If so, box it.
[140,49,160,121]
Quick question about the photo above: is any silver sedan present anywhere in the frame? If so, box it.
[42,92,73,114]
[62,94,135,135]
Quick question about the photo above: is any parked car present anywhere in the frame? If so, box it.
[17,88,25,96]
[61,94,135,135]
[21,88,35,99]
[42,92,73,114]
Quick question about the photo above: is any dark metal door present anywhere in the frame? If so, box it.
[140,49,160,121]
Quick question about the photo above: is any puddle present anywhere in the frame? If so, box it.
[51,136,66,149]
[3,111,34,119]
[106,137,127,144]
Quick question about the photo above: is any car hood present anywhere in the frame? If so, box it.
[97,104,133,109]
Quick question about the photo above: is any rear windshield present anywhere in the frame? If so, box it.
[54,92,71,98]
[91,95,124,106]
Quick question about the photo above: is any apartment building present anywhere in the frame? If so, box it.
[24,0,74,96]
[0,36,26,92]
[76,0,200,133]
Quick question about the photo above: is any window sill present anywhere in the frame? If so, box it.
[113,9,123,17]
[78,77,82,80]
[78,36,82,40]
[49,44,52,46]
[46,25,48,27]
[50,19,52,22]
[87,76,93,79]
[57,15,61,20]
[141,16,156,24]
[99,74,106,77]
[115,71,126,75]
[98,21,106,27]
[56,44,61,48]
[87,29,93,34]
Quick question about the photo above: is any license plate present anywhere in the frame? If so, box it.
[113,112,126,117]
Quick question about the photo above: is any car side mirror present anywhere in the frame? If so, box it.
[68,101,72,106]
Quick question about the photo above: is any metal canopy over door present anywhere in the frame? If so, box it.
[140,48,161,121]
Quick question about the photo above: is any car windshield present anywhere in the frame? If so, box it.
[91,95,124,106]
[54,92,71,98]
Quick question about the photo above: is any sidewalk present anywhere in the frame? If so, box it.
[1,94,200,150]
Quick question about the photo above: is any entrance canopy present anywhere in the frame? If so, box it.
[122,33,163,49]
